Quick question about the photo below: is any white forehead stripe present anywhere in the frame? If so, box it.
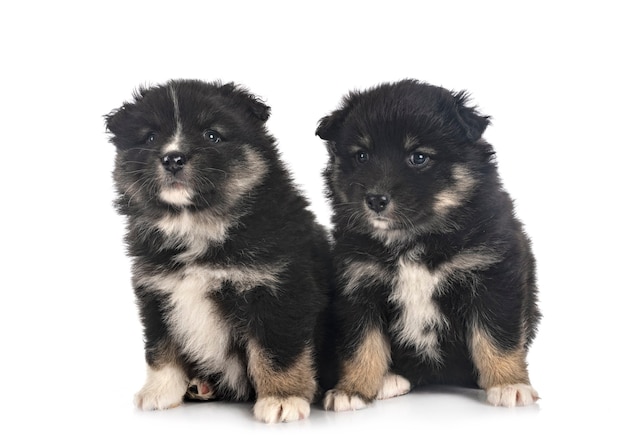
[162,84,183,154]
[163,129,182,154]
[169,84,182,130]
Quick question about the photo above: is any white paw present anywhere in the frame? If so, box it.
[323,389,369,412]
[377,373,411,400]
[253,396,311,423]
[134,364,188,411]
[486,383,539,407]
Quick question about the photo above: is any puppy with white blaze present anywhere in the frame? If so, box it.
[316,79,541,410]
[105,79,333,423]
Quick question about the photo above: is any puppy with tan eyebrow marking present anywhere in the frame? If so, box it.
[317,79,541,410]
[105,79,334,423]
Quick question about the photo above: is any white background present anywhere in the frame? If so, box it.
[1,1,624,446]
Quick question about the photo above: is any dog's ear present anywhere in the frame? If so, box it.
[104,104,132,139]
[221,82,271,122]
[104,86,148,139]
[316,111,342,142]
[316,106,351,145]
[316,111,345,157]
[451,91,491,142]
[315,115,334,142]
[244,94,271,122]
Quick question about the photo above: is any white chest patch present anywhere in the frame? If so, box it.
[156,210,230,262]
[136,262,285,398]
[389,257,448,363]
[142,266,248,397]
[387,248,501,363]
[164,266,232,366]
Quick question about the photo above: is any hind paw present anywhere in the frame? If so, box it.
[185,379,216,401]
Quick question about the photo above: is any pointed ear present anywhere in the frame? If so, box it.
[452,90,490,142]
[221,82,271,122]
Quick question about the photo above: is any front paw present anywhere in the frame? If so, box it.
[253,396,311,423]
[377,373,411,400]
[134,385,184,410]
[323,389,369,411]
[134,364,188,410]
[486,383,539,407]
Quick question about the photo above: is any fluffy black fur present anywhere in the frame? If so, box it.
[317,79,541,409]
[105,79,333,423]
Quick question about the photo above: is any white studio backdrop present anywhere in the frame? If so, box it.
[0,1,624,446]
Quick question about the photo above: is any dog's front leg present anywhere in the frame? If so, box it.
[323,325,391,411]
[469,323,539,407]
[323,260,394,412]
[133,287,188,410]
[134,344,188,411]
[246,339,317,423]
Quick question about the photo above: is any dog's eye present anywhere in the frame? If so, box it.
[203,129,222,143]
[408,152,429,167]
[355,150,369,164]
[145,132,157,144]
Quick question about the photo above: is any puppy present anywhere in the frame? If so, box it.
[105,79,332,423]
[316,79,541,410]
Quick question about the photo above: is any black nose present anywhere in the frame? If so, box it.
[366,194,390,212]
[161,152,187,174]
